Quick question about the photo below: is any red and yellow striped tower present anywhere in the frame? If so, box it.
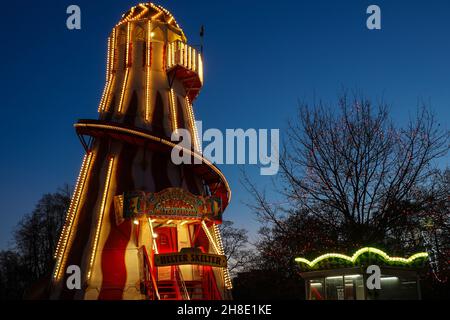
[50,3,232,300]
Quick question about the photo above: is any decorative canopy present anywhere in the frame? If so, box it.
[295,247,428,271]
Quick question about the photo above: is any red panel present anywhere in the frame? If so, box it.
[98,205,132,299]
[156,227,178,253]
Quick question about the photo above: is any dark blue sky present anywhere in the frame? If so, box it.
[0,0,449,249]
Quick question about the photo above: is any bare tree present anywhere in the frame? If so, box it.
[219,221,253,276]
[418,169,450,283]
[0,186,72,299]
[247,93,448,247]
[14,185,71,281]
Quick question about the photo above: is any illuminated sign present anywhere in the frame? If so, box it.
[154,248,227,268]
[114,188,223,221]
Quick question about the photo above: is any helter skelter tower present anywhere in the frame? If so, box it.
[50,3,232,300]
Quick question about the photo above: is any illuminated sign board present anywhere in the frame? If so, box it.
[155,248,227,268]
[114,188,223,221]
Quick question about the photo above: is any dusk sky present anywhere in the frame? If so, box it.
[0,0,449,249]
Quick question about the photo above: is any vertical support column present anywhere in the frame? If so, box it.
[167,42,173,69]
[87,156,115,281]
[118,22,132,114]
[148,218,159,254]
[98,28,117,113]
[201,221,220,254]
[198,53,204,84]
[192,47,197,73]
[162,42,167,72]
[201,221,233,295]
[213,224,232,290]
[185,96,201,152]
[169,88,178,132]
[183,42,187,67]
[54,152,94,280]
[145,21,152,122]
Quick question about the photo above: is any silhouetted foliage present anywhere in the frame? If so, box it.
[0,186,71,299]
[219,221,253,276]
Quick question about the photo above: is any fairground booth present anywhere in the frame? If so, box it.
[295,247,428,300]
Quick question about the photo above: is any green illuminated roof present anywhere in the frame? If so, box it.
[295,247,428,271]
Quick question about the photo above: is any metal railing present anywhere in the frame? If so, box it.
[140,246,160,300]
[167,41,203,84]
[175,265,190,300]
